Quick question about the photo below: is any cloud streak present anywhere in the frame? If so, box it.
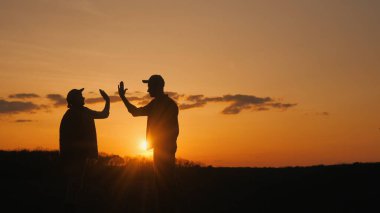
[0,99,41,114]
[46,94,66,107]
[9,93,40,99]
[178,94,296,114]
[316,112,329,116]
[15,119,34,123]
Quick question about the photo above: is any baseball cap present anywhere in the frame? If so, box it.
[142,75,165,87]
[66,88,84,104]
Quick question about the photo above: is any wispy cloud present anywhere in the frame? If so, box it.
[166,92,185,101]
[0,99,41,114]
[179,95,208,110]
[303,111,330,117]
[46,94,66,107]
[316,112,329,116]
[178,94,296,114]
[15,119,34,123]
[8,93,40,99]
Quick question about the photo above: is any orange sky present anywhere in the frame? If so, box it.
[1,0,380,167]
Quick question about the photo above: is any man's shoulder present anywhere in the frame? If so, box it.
[164,95,178,107]
[62,108,74,118]
[83,106,92,112]
[63,107,91,118]
[152,94,178,109]
[61,109,77,124]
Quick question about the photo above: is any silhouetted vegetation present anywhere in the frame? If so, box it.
[0,150,379,212]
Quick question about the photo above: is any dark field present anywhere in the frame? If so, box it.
[0,150,379,212]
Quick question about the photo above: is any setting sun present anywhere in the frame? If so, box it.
[138,140,153,157]
[139,140,148,151]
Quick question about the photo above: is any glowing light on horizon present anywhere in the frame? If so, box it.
[139,140,153,157]
[139,140,148,151]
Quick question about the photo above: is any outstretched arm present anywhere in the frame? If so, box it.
[118,81,149,116]
[89,89,110,119]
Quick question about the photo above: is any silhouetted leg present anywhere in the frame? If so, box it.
[154,148,176,213]
[63,160,86,212]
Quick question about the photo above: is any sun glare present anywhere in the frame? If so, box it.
[140,140,148,151]
[139,140,153,157]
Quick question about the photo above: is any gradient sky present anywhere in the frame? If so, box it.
[1,0,379,167]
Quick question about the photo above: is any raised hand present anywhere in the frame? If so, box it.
[118,81,128,97]
[99,89,110,102]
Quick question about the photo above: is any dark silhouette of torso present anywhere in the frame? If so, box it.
[59,107,100,163]
[145,94,179,152]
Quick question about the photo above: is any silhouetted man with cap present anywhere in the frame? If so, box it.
[60,88,110,163]
[118,75,179,212]
[59,88,110,211]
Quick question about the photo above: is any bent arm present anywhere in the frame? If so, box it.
[120,96,149,116]
[89,99,110,119]
[118,81,149,116]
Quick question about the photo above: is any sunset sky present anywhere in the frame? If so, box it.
[1,0,379,167]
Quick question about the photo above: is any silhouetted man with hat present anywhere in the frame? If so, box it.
[59,88,110,211]
[118,75,179,212]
